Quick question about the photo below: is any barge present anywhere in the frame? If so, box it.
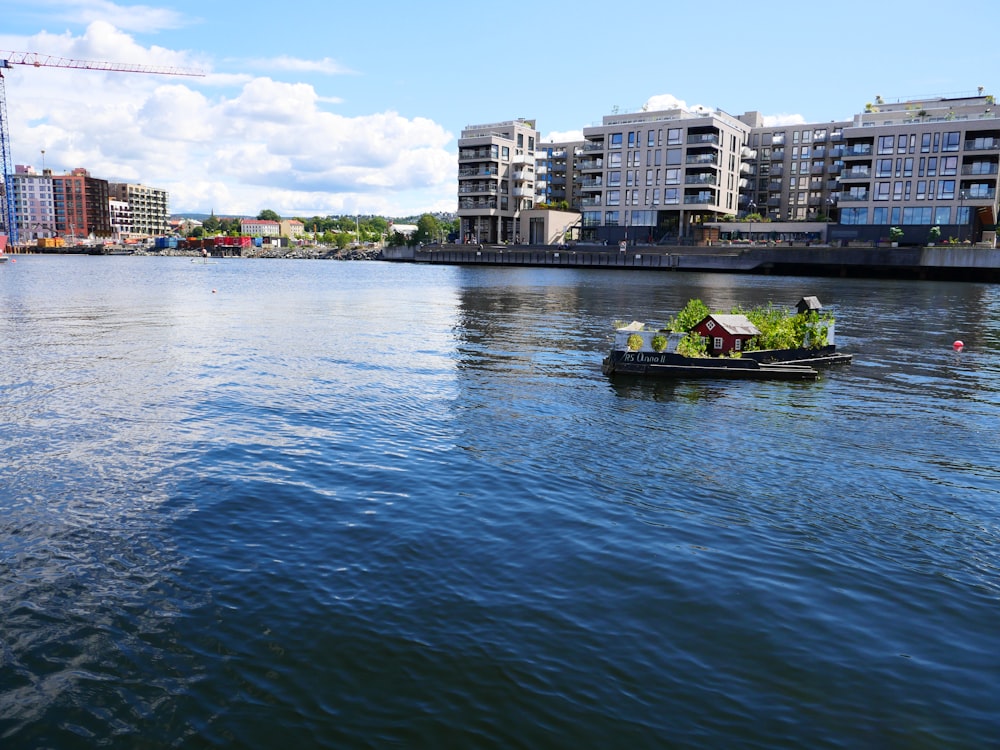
[602,297,852,381]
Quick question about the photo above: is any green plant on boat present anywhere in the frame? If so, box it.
[739,304,832,350]
[666,298,710,333]
[626,333,644,351]
[651,334,668,352]
[675,332,707,357]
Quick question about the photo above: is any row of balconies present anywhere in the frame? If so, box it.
[458,198,497,210]
[459,167,498,178]
[458,183,498,194]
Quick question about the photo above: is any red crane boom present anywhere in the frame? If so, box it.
[0,50,204,77]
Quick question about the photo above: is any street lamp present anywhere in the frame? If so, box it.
[748,200,756,244]
[826,197,836,222]
[958,189,969,244]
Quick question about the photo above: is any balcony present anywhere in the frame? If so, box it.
[965,137,1000,151]
[581,177,603,189]
[842,145,873,157]
[578,159,603,171]
[685,174,718,185]
[687,133,720,145]
[459,148,494,161]
[459,167,498,178]
[770,150,785,160]
[687,153,718,165]
[683,194,717,205]
[840,167,872,180]
[839,192,871,202]
[962,163,999,175]
[580,196,602,207]
[458,198,497,210]
[582,142,604,152]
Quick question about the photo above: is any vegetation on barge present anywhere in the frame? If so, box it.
[662,298,835,356]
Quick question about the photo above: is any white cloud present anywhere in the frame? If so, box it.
[763,113,807,127]
[20,0,191,33]
[263,56,355,76]
[644,93,688,111]
[3,22,457,217]
[541,129,584,143]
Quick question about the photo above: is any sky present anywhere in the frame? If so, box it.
[1,0,997,219]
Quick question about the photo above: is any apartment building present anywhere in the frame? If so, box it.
[535,138,586,209]
[108,182,169,238]
[830,94,998,244]
[9,165,57,241]
[457,118,538,244]
[463,92,999,246]
[52,168,112,240]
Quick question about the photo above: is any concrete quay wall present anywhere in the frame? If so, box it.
[382,244,1000,282]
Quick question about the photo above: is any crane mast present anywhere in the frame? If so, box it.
[0,51,204,247]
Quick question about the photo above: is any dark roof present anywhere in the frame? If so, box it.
[796,296,823,313]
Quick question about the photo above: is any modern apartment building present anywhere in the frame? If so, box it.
[534,138,586,209]
[827,94,998,244]
[461,92,999,246]
[9,165,57,241]
[53,168,112,240]
[108,182,169,238]
[457,118,538,244]
[576,107,753,244]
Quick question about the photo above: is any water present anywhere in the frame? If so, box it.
[1,256,998,748]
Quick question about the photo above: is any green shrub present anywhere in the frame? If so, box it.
[676,333,707,357]
[651,334,668,352]
[667,299,710,332]
[626,333,644,351]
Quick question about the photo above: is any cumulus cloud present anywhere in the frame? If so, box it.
[762,113,808,127]
[4,22,456,216]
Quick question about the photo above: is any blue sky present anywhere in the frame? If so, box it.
[2,0,997,218]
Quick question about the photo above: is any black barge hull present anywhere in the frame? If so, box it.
[602,346,852,381]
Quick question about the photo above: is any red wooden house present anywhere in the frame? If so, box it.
[693,314,761,355]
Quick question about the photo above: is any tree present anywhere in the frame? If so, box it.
[415,213,441,244]
[257,209,281,222]
[202,213,220,234]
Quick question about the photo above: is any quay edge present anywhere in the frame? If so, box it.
[381,244,1000,283]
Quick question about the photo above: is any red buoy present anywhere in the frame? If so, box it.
[953,340,964,351]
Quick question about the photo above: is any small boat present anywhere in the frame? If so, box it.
[602,296,852,381]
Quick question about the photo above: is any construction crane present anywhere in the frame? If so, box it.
[0,51,204,247]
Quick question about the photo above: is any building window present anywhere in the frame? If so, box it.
[610,133,623,149]
[878,135,895,154]
[713,337,724,350]
[666,149,682,165]
[607,171,621,187]
[941,132,960,152]
[667,128,682,145]
[937,180,955,199]
[607,190,620,205]
[605,210,619,225]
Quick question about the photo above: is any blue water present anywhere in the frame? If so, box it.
[2,256,998,748]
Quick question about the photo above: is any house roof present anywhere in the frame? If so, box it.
[700,314,761,336]
[796,296,823,313]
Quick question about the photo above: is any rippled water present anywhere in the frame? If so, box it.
[2,256,998,748]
